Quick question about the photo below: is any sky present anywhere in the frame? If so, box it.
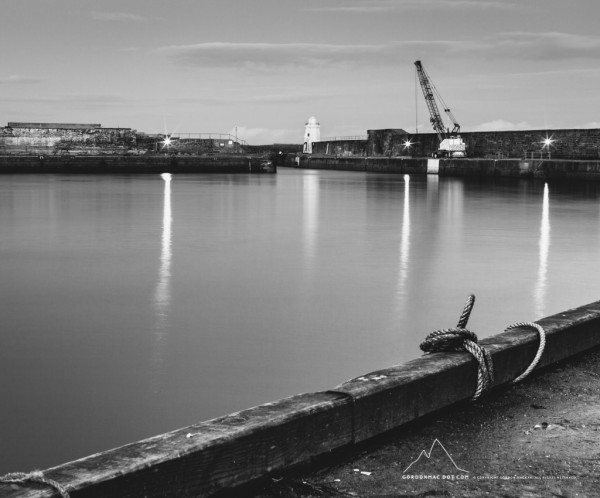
[1,0,599,144]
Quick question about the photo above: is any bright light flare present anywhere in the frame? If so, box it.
[403,139,413,150]
[162,136,172,147]
[541,136,555,148]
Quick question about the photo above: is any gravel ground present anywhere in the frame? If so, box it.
[240,346,600,498]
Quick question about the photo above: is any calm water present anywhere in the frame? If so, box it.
[1,169,600,472]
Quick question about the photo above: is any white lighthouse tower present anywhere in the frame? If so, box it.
[303,116,320,153]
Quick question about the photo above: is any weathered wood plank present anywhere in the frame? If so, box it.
[2,301,600,497]
[1,392,352,497]
[330,301,600,443]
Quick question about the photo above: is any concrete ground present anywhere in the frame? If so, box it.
[242,346,600,498]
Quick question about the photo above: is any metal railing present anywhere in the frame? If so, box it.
[316,135,368,142]
[167,133,248,146]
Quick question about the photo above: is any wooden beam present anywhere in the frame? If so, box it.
[329,302,600,443]
[3,301,600,497]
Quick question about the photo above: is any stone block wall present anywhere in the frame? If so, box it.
[0,125,248,156]
[0,125,138,154]
[311,139,368,156]
[463,128,600,160]
[313,128,600,160]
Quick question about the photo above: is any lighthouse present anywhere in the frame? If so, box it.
[303,116,320,154]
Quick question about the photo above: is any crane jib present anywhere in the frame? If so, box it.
[414,61,466,158]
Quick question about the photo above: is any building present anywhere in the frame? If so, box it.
[303,116,321,154]
[0,122,136,154]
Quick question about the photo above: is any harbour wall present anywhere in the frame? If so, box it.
[0,155,270,174]
[0,123,245,156]
[3,300,600,497]
[295,155,600,181]
[312,128,600,160]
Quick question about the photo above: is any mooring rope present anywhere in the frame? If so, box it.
[0,471,70,497]
[420,294,547,400]
[420,294,494,400]
[504,321,546,383]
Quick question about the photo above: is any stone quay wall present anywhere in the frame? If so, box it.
[0,124,246,156]
[312,128,600,160]
[295,155,600,182]
[0,154,271,174]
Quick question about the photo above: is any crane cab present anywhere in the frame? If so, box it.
[436,136,466,158]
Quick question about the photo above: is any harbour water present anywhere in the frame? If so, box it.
[1,168,600,473]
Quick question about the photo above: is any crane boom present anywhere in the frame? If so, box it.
[414,60,466,158]
[414,60,445,140]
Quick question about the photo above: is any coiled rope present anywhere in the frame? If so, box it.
[420,294,494,400]
[505,321,546,383]
[0,471,70,497]
[419,295,547,400]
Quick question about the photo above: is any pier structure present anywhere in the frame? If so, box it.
[310,127,600,161]
[0,122,135,155]
[0,122,276,173]
[0,123,247,156]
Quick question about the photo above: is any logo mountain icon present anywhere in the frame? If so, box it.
[403,439,469,474]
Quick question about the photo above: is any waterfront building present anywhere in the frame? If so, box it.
[303,116,320,154]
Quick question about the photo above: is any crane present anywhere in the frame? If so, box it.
[414,60,466,158]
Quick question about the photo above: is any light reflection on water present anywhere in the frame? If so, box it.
[1,170,599,473]
[535,183,550,318]
[152,173,172,374]
[395,175,410,314]
[302,173,319,278]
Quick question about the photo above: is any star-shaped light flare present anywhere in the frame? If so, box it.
[541,135,555,149]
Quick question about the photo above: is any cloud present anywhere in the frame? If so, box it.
[577,121,600,129]
[490,32,600,61]
[90,11,147,22]
[0,75,43,84]
[469,120,532,132]
[6,94,136,110]
[166,87,341,106]
[156,41,455,69]
[307,0,517,12]
[405,32,600,65]
[232,126,300,144]
[156,30,600,73]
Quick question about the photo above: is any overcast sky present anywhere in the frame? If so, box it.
[2,0,599,144]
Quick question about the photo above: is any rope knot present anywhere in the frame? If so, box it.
[420,327,479,354]
[420,294,494,400]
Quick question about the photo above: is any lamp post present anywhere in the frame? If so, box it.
[161,135,172,154]
[402,138,416,157]
[541,136,554,159]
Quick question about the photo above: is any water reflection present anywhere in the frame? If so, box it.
[153,173,172,360]
[535,183,550,318]
[302,174,320,273]
[396,175,411,307]
[8,171,600,475]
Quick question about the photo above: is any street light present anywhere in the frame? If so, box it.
[541,135,555,159]
[402,138,418,157]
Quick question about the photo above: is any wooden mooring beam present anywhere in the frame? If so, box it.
[3,300,600,497]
